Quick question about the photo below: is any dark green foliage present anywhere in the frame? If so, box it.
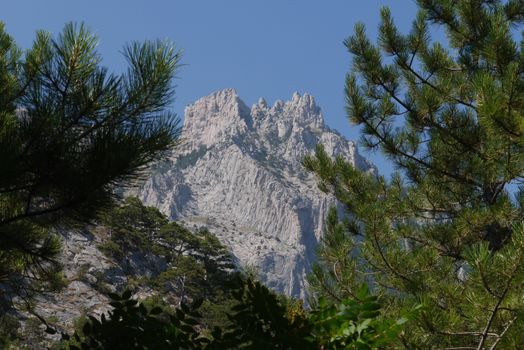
[0,313,20,349]
[153,222,237,302]
[98,197,238,305]
[61,278,402,350]
[64,290,206,350]
[0,21,181,301]
[91,197,246,338]
[308,285,412,350]
[197,295,238,334]
[97,240,123,260]
[209,278,313,349]
[71,188,403,350]
[305,0,524,347]
[308,207,361,305]
[98,196,168,260]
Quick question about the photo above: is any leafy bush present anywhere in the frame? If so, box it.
[58,279,411,349]
[308,286,413,350]
[62,290,206,350]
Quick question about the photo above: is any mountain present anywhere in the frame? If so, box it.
[137,88,374,298]
[9,89,372,347]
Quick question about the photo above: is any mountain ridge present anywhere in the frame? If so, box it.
[137,88,374,298]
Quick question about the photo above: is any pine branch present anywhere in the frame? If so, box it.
[355,106,481,187]
[395,54,477,110]
[488,316,517,350]
[476,248,522,350]
[369,225,413,284]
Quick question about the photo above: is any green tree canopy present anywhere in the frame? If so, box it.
[0,22,181,304]
[305,0,524,348]
[98,197,237,306]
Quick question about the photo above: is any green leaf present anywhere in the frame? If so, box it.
[82,322,91,335]
[175,308,185,320]
[191,298,204,309]
[45,327,57,334]
[356,318,372,334]
[108,292,122,301]
[109,301,122,308]
[183,317,199,326]
[125,299,138,307]
[181,302,190,314]
[395,317,408,326]
[180,324,196,334]
[122,289,132,300]
[150,306,163,315]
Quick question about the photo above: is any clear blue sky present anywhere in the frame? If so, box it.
[1,0,420,176]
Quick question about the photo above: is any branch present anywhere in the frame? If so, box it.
[440,331,498,337]
[476,263,519,349]
[369,223,413,284]
[332,261,358,300]
[0,198,80,226]
[312,266,343,303]
[396,56,477,110]
[488,316,517,350]
[358,111,480,187]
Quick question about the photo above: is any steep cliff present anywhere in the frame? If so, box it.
[137,88,373,298]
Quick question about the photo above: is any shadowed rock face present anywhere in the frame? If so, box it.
[137,88,374,299]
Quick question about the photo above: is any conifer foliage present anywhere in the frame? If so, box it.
[305,0,524,348]
[0,22,181,303]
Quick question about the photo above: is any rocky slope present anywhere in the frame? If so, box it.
[137,88,373,299]
[15,224,169,346]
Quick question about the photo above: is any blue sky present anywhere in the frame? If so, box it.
[2,0,420,176]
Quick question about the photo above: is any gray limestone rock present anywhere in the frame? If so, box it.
[136,88,374,299]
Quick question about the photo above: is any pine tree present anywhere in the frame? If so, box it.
[0,22,181,305]
[97,197,237,305]
[305,1,524,348]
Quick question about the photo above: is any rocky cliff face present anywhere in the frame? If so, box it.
[14,226,163,348]
[137,88,373,299]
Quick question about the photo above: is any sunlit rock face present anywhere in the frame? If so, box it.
[137,88,374,299]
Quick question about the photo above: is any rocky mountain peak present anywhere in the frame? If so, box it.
[182,88,252,148]
[256,97,268,108]
[251,91,323,128]
[183,89,325,149]
[137,89,374,298]
[290,91,317,110]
